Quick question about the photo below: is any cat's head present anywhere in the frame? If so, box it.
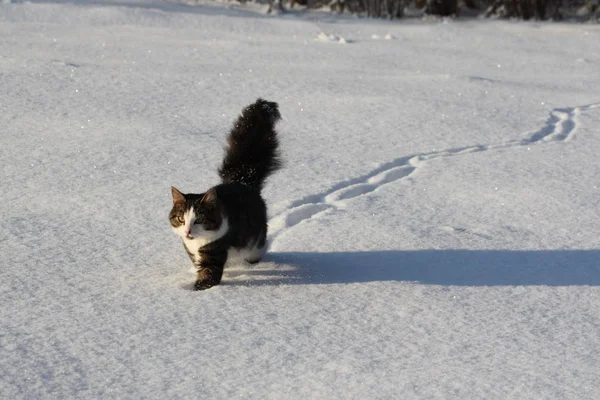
[169,187,225,240]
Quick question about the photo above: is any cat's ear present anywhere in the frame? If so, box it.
[171,187,185,204]
[201,188,218,206]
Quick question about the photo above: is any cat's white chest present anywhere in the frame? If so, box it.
[181,217,230,266]
[183,236,215,265]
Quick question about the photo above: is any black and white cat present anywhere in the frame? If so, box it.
[169,99,282,290]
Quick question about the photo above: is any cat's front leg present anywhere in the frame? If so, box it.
[194,249,227,290]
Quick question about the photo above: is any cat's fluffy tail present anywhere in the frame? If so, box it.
[219,98,282,191]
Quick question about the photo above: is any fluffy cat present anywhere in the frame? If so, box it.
[169,99,282,290]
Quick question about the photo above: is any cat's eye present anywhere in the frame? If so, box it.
[194,217,204,225]
[176,216,184,224]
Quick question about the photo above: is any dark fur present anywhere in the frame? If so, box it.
[169,99,281,290]
[219,98,282,191]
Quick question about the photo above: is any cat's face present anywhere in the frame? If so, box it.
[169,187,223,240]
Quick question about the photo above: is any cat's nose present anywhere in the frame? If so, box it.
[186,230,192,237]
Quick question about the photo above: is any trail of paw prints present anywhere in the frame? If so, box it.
[268,101,600,243]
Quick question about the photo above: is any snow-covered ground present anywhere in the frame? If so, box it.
[1,1,600,398]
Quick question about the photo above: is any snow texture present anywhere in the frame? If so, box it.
[1,1,600,398]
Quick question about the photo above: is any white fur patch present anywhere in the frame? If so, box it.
[172,206,229,265]
[227,239,266,264]
[185,219,229,264]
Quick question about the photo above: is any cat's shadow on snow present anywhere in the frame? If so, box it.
[222,250,600,286]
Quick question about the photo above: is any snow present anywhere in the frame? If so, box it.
[1,1,600,398]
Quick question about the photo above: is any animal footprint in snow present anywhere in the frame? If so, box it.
[284,204,332,226]
[325,165,415,203]
[269,203,332,239]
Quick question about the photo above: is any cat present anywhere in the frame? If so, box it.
[169,99,282,290]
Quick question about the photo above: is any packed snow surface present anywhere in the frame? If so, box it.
[1,1,600,398]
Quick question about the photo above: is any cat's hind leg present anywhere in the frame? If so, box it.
[243,242,266,264]
[243,230,267,264]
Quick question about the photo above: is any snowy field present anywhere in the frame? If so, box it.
[2,0,600,398]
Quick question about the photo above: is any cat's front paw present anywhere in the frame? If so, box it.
[194,279,217,291]
[194,267,222,291]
